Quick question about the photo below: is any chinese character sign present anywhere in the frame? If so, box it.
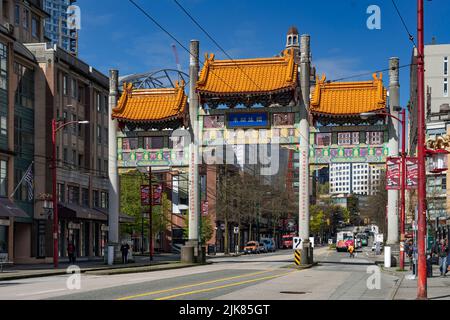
[140,185,150,206]
[386,157,401,190]
[152,184,163,205]
[406,157,418,190]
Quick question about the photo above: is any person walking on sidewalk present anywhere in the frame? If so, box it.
[120,241,130,264]
[67,242,76,264]
[437,239,449,277]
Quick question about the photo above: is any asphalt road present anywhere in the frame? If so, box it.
[0,245,399,300]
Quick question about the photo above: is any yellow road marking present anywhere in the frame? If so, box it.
[117,269,275,300]
[155,270,296,300]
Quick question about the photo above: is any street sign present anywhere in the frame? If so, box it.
[233,227,239,234]
[294,249,301,266]
[293,237,301,250]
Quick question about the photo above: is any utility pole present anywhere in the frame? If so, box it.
[400,108,407,270]
[416,0,427,299]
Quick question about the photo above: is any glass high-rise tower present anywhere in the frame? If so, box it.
[43,0,78,55]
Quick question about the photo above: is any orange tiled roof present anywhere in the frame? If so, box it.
[310,73,387,117]
[112,81,187,123]
[196,49,298,96]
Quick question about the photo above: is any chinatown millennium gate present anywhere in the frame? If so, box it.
[182,31,314,264]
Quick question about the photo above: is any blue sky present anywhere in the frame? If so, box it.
[76,0,450,106]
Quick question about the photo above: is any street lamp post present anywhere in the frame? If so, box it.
[416,0,427,299]
[360,108,407,270]
[51,119,89,268]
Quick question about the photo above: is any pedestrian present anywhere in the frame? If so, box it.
[437,239,449,277]
[348,244,355,258]
[120,241,130,264]
[67,242,76,264]
[375,241,381,255]
[406,240,413,271]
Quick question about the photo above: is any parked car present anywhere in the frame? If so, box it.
[356,233,368,246]
[258,242,267,253]
[355,238,362,249]
[244,241,260,254]
[260,238,276,252]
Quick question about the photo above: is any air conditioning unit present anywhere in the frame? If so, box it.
[3,23,14,35]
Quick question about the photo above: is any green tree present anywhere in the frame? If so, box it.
[183,213,214,244]
[310,205,325,234]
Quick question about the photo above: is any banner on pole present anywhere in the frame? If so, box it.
[386,157,401,190]
[152,184,163,205]
[140,185,150,206]
[406,157,419,190]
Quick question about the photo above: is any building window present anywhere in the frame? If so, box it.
[23,8,29,29]
[31,16,40,38]
[338,132,352,145]
[14,63,34,109]
[104,128,108,144]
[444,57,448,76]
[0,116,6,136]
[97,159,101,173]
[144,136,164,149]
[78,154,83,167]
[72,150,76,166]
[0,42,7,91]
[97,125,101,143]
[68,185,80,204]
[104,160,108,174]
[0,159,7,196]
[366,131,384,145]
[122,137,138,150]
[63,148,68,162]
[81,188,89,207]
[96,93,101,112]
[71,79,77,98]
[444,78,448,97]
[100,191,108,209]
[93,190,99,208]
[57,183,65,202]
[63,74,68,95]
[316,133,331,146]
[14,4,20,25]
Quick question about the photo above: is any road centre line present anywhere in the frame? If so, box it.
[155,270,296,300]
[117,269,276,300]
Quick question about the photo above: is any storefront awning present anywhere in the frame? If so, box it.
[59,204,108,221]
[0,198,30,219]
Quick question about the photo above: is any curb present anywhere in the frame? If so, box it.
[376,263,406,300]
[85,262,206,275]
[0,261,185,281]
[284,262,318,270]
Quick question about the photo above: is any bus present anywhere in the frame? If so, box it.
[336,231,354,252]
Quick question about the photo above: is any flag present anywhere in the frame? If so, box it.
[23,164,34,201]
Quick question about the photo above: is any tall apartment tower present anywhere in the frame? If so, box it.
[43,0,78,55]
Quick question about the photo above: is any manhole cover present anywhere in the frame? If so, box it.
[280,291,308,295]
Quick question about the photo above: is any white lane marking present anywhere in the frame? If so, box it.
[15,288,66,297]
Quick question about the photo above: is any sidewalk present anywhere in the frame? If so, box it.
[0,253,188,281]
[383,263,450,300]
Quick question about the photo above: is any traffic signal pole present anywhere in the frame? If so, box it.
[416,0,427,299]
